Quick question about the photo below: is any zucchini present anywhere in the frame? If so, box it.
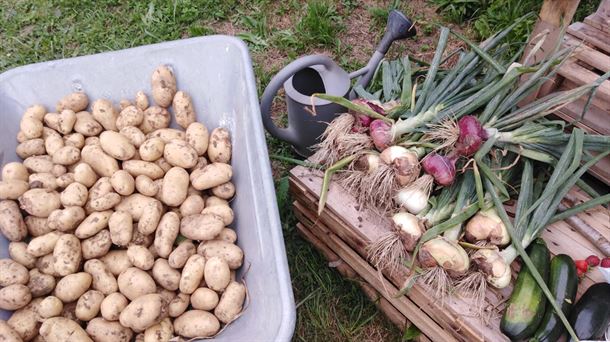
[500,239,550,340]
[531,254,578,342]
[569,282,610,341]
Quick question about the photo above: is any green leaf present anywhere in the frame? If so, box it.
[276,176,290,211]
[402,324,421,341]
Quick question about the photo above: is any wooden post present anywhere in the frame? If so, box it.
[519,0,581,103]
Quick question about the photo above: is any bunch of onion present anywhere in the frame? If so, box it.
[474,131,610,341]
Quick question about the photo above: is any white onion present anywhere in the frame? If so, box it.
[380,146,409,164]
[392,212,424,251]
[396,187,428,214]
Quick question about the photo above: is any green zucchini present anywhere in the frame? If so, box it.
[500,238,550,340]
[531,254,578,342]
[569,282,610,341]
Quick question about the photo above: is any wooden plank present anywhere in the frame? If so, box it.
[556,60,610,103]
[597,0,610,17]
[564,35,610,72]
[567,22,610,53]
[584,13,610,33]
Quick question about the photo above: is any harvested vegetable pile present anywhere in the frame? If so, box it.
[0,65,246,341]
[309,16,610,341]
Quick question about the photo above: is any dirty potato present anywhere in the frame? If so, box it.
[110,170,135,196]
[52,234,82,276]
[117,267,156,301]
[154,212,180,258]
[160,167,189,206]
[179,254,205,294]
[190,163,232,191]
[108,211,133,247]
[81,229,112,259]
[54,272,92,303]
[191,287,219,311]
[208,127,232,163]
[27,268,56,297]
[174,310,220,338]
[56,92,89,112]
[180,213,224,241]
[0,284,32,310]
[119,293,168,332]
[151,65,177,108]
[214,281,247,324]
[84,259,118,295]
[127,245,155,271]
[86,317,133,342]
[139,137,165,162]
[91,99,118,131]
[75,290,104,321]
[81,144,119,177]
[39,317,92,342]
[152,258,181,291]
[0,200,28,241]
[0,259,29,286]
[8,242,37,269]
[163,139,198,169]
[172,90,196,128]
[100,292,128,321]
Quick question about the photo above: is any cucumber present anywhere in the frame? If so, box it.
[531,254,578,342]
[569,282,610,341]
[500,239,550,340]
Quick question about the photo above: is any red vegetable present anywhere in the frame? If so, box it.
[576,268,585,278]
[575,260,589,272]
[369,120,392,151]
[601,257,610,268]
[350,99,385,128]
[422,153,457,186]
[585,255,600,267]
[455,115,486,156]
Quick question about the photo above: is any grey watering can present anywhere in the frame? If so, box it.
[260,10,416,157]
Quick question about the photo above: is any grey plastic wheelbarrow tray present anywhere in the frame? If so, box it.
[0,35,295,341]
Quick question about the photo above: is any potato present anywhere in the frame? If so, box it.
[87,192,120,212]
[151,258,181,291]
[151,65,177,108]
[116,105,144,130]
[2,162,29,182]
[122,160,164,179]
[59,301,79,323]
[52,146,80,165]
[59,182,88,207]
[215,281,246,324]
[190,156,208,172]
[212,181,235,200]
[44,109,77,134]
[54,272,92,303]
[35,254,59,277]
[138,200,163,235]
[99,130,136,161]
[38,296,64,318]
[73,163,97,187]
[163,293,188,319]
[205,256,231,291]
[0,180,29,200]
[174,310,220,338]
[180,213,223,241]
[0,200,27,241]
[25,216,51,237]
[183,123,208,157]
[118,127,145,149]
[179,194,204,217]
[0,284,31,310]
[139,137,165,162]
[16,131,28,143]
[100,292,128,321]
[198,240,243,269]
[127,245,155,271]
[108,211,133,246]
[28,172,57,190]
[168,91,194,129]
[23,155,53,174]
[7,308,38,341]
[52,164,66,178]
[159,167,188,206]
[149,158,169,174]
[87,318,133,342]
[140,106,170,134]
[135,175,158,196]
[91,99,118,131]
[135,91,149,111]
[100,250,132,276]
[74,111,103,136]
[117,267,156,300]
[202,205,233,226]
[191,287,219,311]
[88,177,113,200]
[81,229,111,259]
[115,193,156,220]
[83,259,118,295]
[144,317,173,342]
[208,127,232,163]
[56,92,88,112]
[108,170,134,196]
[55,172,75,188]
[8,242,37,269]
[75,211,112,239]
[74,290,104,321]
[27,231,61,257]
[81,145,118,177]
[63,132,85,149]
[19,189,60,218]
[39,317,92,342]
[45,133,65,156]
[0,259,29,286]
[23,104,47,120]
[119,99,132,110]
[120,293,168,332]
[154,212,180,258]
[53,234,81,276]
[216,228,236,244]
[28,267,55,296]
[190,163,232,191]
[168,240,195,269]
[0,320,23,341]
[163,139,197,169]
[16,138,45,158]
[20,117,43,139]
[179,254,205,294]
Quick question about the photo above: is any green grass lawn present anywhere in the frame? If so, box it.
[1,0,600,340]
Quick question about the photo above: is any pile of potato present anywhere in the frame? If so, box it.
[0,65,247,342]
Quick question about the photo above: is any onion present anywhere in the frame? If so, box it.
[421,153,456,186]
[350,99,385,128]
[396,175,433,214]
[392,212,424,252]
[353,154,381,173]
[418,237,470,277]
[471,248,511,288]
[380,146,421,186]
[380,146,409,164]
[455,115,486,156]
[464,208,510,246]
[369,120,392,151]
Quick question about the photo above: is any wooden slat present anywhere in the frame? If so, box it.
[567,22,610,53]
[584,13,610,33]
[556,60,610,103]
[564,35,610,72]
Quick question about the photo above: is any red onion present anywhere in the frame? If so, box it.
[455,115,486,156]
[369,120,392,151]
[350,99,385,128]
[422,153,456,186]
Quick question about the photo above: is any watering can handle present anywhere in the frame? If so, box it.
[260,55,338,146]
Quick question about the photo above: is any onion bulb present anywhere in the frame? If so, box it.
[370,120,392,151]
[396,175,433,214]
[392,212,424,252]
[418,237,470,277]
[455,115,486,156]
[380,146,421,186]
[353,154,381,174]
[350,99,385,128]
[471,248,511,288]
[421,153,456,186]
[464,208,510,246]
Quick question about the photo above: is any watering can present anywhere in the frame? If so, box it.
[260,10,416,157]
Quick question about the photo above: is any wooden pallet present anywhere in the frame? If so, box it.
[536,0,610,184]
[289,165,610,341]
